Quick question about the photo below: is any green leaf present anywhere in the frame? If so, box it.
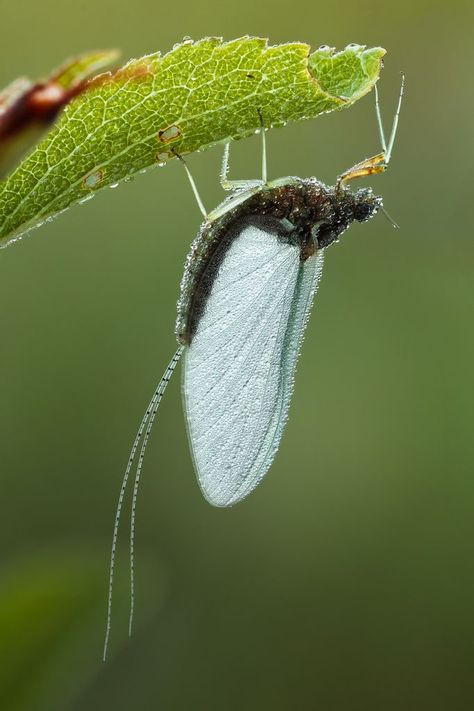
[0,38,385,248]
[49,49,120,89]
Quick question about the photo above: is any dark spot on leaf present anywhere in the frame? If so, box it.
[158,125,181,143]
[82,169,105,189]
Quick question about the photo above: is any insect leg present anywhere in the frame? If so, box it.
[337,75,405,188]
[257,109,268,184]
[172,149,207,218]
[220,141,231,189]
[220,106,268,192]
[385,73,405,164]
[220,140,264,192]
[374,83,388,155]
[337,152,386,187]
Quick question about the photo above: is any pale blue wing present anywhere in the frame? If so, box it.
[182,220,324,507]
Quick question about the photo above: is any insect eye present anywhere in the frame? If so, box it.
[353,189,382,223]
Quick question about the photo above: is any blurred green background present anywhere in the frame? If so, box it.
[1,0,473,709]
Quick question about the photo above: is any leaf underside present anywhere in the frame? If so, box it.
[0,38,385,247]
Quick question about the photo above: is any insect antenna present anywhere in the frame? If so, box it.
[103,346,184,661]
[128,346,184,637]
[381,205,399,229]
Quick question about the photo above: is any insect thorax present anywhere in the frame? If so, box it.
[176,178,381,345]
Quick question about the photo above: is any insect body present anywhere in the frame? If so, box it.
[103,77,404,658]
[178,177,380,506]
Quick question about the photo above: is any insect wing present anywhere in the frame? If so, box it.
[183,220,323,507]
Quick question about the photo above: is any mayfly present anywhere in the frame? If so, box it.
[103,76,404,659]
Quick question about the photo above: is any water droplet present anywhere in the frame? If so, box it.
[79,193,95,204]
[110,182,119,189]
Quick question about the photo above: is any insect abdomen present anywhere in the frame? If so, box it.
[176,178,335,345]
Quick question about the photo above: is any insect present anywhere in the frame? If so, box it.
[103,76,404,659]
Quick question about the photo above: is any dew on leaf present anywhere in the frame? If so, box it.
[79,193,95,204]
